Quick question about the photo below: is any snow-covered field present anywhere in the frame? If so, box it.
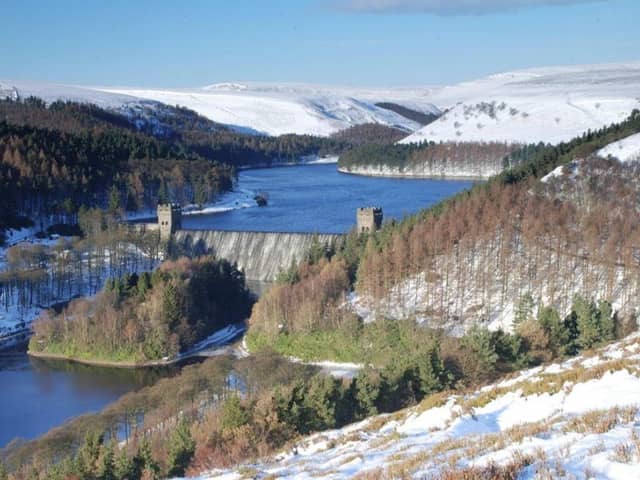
[401,62,640,145]
[6,61,639,143]
[190,334,640,480]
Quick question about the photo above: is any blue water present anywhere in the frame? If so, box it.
[0,351,166,448]
[183,164,473,233]
[0,164,471,448]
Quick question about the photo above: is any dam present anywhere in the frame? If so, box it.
[173,230,343,282]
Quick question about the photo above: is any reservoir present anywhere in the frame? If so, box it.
[183,163,473,233]
[0,163,472,448]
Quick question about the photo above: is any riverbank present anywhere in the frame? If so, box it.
[28,322,247,368]
[337,164,496,180]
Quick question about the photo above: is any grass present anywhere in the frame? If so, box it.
[30,337,145,363]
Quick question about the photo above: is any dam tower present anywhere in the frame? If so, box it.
[357,207,383,233]
[158,203,182,241]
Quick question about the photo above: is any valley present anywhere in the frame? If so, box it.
[2,62,640,480]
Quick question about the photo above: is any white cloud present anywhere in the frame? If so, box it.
[329,0,606,15]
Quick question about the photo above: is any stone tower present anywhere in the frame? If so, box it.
[157,203,182,241]
[357,207,383,234]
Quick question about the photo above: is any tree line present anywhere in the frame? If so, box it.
[337,140,518,177]
[0,99,236,235]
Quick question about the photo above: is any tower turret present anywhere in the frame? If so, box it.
[357,207,383,234]
[157,203,182,241]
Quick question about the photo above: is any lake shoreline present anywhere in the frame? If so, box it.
[337,165,491,181]
[27,322,247,369]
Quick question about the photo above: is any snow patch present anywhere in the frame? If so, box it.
[598,132,640,163]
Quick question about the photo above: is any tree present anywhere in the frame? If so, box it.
[99,443,116,480]
[514,293,535,324]
[573,296,614,350]
[108,185,121,214]
[537,305,571,357]
[352,367,381,420]
[132,439,160,480]
[302,375,341,432]
[415,345,450,396]
[166,419,196,477]
[137,271,152,297]
[460,326,498,383]
[115,449,135,480]
[597,300,615,343]
[221,395,250,431]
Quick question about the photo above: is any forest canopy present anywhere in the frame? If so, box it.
[29,256,253,362]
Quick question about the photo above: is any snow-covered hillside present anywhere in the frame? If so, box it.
[3,61,640,142]
[598,132,640,163]
[401,62,640,145]
[191,334,640,480]
[0,79,440,137]
[95,83,441,136]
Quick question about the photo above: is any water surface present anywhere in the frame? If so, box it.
[183,164,473,233]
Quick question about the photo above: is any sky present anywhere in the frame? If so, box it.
[1,0,638,87]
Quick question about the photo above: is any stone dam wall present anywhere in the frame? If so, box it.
[173,230,343,282]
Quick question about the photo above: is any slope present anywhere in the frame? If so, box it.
[0,79,441,137]
[195,334,640,480]
[598,132,640,163]
[401,62,640,145]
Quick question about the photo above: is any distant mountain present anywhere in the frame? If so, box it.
[400,62,640,145]
[0,80,440,137]
[4,62,639,143]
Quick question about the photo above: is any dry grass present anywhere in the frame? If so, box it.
[431,452,534,480]
[563,406,638,435]
[610,442,635,463]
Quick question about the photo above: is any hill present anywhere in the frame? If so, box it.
[204,333,640,480]
[401,62,640,145]
[0,80,440,137]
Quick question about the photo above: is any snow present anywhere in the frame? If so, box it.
[190,335,640,480]
[0,232,160,348]
[401,62,640,145]
[5,62,639,143]
[598,132,640,163]
[287,357,363,379]
[540,158,581,183]
[126,188,257,222]
[0,79,439,137]
[178,322,246,359]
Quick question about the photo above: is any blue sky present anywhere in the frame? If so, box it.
[1,0,637,87]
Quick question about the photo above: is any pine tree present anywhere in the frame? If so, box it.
[108,185,121,214]
[574,296,601,350]
[99,443,116,480]
[415,345,449,396]
[352,367,381,419]
[597,300,615,342]
[514,293,535,324]
[221,395,250,431]
[114,449,135,480]
[133,439,160,480]
[166,419,196,477]
[0,461,7,480]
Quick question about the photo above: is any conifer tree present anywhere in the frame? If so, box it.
[99,443,116,480]
[166,419,196,477]
[221,395,250,431]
